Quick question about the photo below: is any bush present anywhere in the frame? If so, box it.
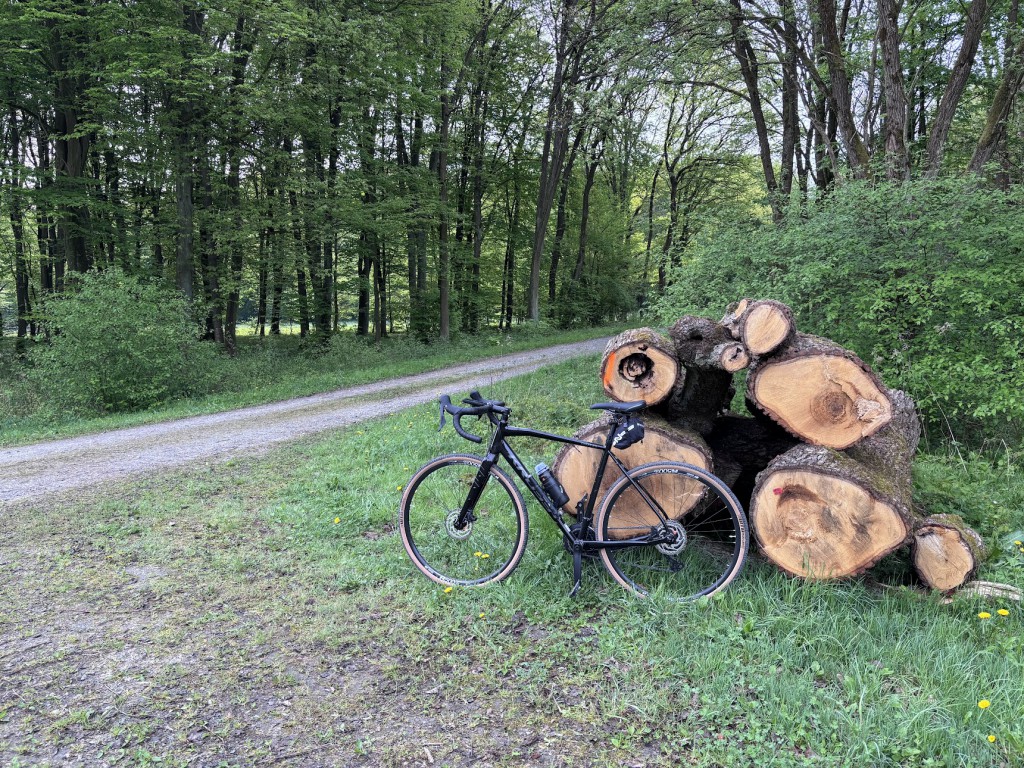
[30,269,220,413]
[653,178,1024,446]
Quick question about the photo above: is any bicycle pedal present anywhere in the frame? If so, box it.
[568,579,582,598]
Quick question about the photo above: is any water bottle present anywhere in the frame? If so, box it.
[535,462,570,508]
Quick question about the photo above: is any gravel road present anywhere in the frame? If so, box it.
[0,338,608,504]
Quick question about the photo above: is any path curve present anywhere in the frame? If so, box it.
[0,338,608,504]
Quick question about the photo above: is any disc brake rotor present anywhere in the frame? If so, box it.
[656,519,688,556]
[445,509,473,540]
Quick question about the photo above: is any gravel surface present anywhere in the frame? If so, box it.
[0,338,608,504]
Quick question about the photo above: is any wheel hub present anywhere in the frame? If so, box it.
[656,519,688,556]
[445,510,473,540]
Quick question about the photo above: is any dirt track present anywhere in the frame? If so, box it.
[0,338,607,504]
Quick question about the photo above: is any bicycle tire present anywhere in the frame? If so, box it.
[596,461,748,601]
[399,454,529,587]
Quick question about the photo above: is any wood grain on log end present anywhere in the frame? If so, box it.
[552,415,711,524]
[913,514,986,591]
[750,444,911,579]
[740,300,796,356]
[749,353,892,449]
[600,328,679,406]
[717,342,750,372]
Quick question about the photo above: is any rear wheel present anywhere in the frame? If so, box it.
[596,461,748,601]
[399,454,528,586]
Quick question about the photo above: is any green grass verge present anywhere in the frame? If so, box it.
[0,323,624,447]
[1,356,1022,767]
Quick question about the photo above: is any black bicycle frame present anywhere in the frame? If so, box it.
[456,413,672,552]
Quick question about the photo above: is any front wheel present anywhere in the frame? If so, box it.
[399,454,528,587]
[596,461,748,601]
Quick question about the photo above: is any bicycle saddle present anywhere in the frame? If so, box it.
[589,401,646,414]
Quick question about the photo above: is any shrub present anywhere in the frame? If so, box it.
[652,178,1024,446]
[30,269,220,413]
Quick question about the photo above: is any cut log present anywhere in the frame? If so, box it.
[750,443,913,578]
[844,389,920,477]
[551,414,712,524]
[661,316,736,434]
[600,328,680,406]
[721,298,751,339]
[717,342,750,372]
[746,333,892,449]
[739,299,796,357]
[913,514,987,591]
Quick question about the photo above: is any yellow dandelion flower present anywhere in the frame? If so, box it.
[334,517,341,524]
[478,612,485,618]
[444,586,453,594]
[474,551,482,557]
[988,735,996,743]
[978,612,992,619]
[978,699,991,709]
[481,553,490,559]
[997,609,1010,616]
[1015,540,1023,546]
[397,485,403,491]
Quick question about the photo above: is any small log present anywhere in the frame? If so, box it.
[913,513,987,592]
[662,316,736,434]
[551,415,712,521]
[600,328,680,406]
[717,342,750,372]
[739,299,796,357]
[721,298,751,339]
[746,333,892,449]
[750,443,913,579]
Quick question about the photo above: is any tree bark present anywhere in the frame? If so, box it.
[925,0,991,175]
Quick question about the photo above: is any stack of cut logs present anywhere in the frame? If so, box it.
[552,299,986,591]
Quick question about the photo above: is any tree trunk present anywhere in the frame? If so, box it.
[749,389,918,578]
[664,316,739,434]
[969,33,1024,173]
[924,0,991,175]
[876,0,910,180]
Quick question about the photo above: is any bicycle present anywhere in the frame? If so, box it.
[398,391,749,601]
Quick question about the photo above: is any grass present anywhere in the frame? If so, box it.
[0,322,625,447]
[1,356,1022,766]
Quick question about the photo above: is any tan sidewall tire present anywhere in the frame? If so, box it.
[596,461,749,599]
[399,454,529,586]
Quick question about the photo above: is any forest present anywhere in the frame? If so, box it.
[1,0,1023,442]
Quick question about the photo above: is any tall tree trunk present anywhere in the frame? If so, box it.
[969,30,1024,172]
[925,0,991,175]
[528,0,579,321]
[812,0,871,175]
[730,0,782,219]
[437,73,453,341]
[876,0,910,180]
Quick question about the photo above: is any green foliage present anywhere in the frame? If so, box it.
[29,269,218,414]
[654,178,1024,446]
